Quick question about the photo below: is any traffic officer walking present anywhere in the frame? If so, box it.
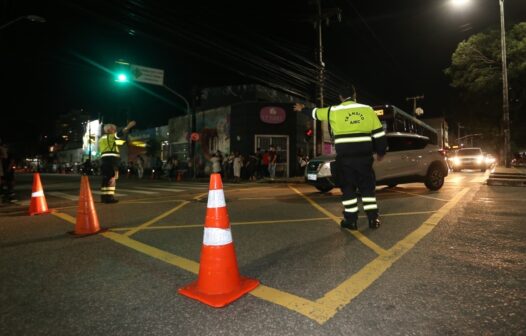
[294,87,387,230]
[98,121,136,203]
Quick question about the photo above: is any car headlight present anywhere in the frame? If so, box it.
[476,155,484,164]
[318,162,332,178]
[451,157,460,165]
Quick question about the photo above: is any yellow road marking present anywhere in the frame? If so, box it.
[50,187,470,325]
[111,211,436,232]
[470,175,487,183]
[238,197,276,200]
[52,211,77,223]
[103,231,200,273]
[124,201,190,237]
[288,185,388,256]
[193,192,208,201]
[380,210,436,217]
[122,199,186,204]
[315,187,470,318]
[386,189,449,201]
[110,217,332,231]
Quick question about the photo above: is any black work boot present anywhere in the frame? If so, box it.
[369,218,381,229]
[100,195,108,203]
[340,219,358,231]
[105,197,119,204]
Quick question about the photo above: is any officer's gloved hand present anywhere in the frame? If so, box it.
[293,103,305,112]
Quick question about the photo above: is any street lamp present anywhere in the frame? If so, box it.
[450,0,511,167]
[162,84,194,177]
[0,15,46,30]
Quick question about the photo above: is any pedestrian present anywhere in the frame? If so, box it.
[136,155,145,179]
[255,147,263,179]
[268,146,277,181]
[294,85,387,230]
[210,152,222,175]
[1,142,16,203]
[261,150,269,178]
[233,151,242,183]
[246,152,258,181]
[297,151,308,176]
[98,121,136,203]
[0,138,6,183]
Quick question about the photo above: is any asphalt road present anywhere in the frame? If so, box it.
[1,171,525,335]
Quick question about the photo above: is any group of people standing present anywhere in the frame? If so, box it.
[0,139,15,203]
[210,146,278,182]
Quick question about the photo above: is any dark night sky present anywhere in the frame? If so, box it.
[1,0,525,145]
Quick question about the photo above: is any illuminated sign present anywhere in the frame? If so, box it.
[374,109,384,116]
[260,106,286,124]
[82,120,102,156]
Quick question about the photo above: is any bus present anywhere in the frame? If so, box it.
[373,105,438,145]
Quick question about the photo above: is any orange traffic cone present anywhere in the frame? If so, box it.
[178,173,259,307]
[69,176,107,236]
[29,173,53,216]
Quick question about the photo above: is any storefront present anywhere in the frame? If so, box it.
[168,84,313,177]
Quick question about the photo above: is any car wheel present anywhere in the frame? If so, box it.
[425,164,445,191]
[387,183,397,188]
[315,186,333,193]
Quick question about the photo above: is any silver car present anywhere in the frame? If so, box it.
[305,132,449,192]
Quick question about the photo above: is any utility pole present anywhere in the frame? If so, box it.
[405,95,424,116]
[457,123,464,146]
[499,0,511,167]
[311,0,341,156]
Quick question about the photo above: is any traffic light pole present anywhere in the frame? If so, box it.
[162,84,194,177]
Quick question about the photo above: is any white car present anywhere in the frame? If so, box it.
[449,147,487,172]
[305,132,449,192]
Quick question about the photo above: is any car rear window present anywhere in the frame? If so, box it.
[387,136,428,152]
[457,149,482,156]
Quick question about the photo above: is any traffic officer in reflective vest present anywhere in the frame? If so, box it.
[294,87,387,230]
[98,121,136,203]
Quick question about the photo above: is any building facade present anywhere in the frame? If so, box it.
[168,84,313,177]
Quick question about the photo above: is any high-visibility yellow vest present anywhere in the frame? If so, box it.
[311,100,386,156]
[98,134,120,157]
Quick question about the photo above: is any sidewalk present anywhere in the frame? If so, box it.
[487,165,526,187]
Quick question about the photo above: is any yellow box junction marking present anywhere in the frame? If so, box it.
[124,201,190,237]
[288,185,388,256]
[51,187,469,325]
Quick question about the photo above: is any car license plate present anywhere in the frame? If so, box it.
[307,173,317,181]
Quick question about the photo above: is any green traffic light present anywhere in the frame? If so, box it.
[115,73,129,83]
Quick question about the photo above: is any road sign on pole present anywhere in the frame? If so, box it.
[130,64,164,86]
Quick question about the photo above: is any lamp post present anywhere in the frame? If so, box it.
[450,0,511,166]
[162,84,194,177]
[0,15,46,30]
[499,0,511,167]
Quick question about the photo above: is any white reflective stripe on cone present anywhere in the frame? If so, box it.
[207,189,226,208]
[32,191,44,197]
[203,228,233,246]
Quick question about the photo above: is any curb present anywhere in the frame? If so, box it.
[487,178,526,187]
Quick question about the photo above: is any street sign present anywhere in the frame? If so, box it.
[130,64,164,86]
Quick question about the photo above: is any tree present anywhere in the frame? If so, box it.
[445,23,526,148]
